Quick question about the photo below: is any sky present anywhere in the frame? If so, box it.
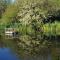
[11,0,15,3]
[5,0,16,4]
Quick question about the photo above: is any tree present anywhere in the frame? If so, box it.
[0,4,18,26]
[0,0,7,18]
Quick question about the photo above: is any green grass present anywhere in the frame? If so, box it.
[43,21,60,36]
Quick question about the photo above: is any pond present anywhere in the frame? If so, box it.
[0,47,52,60]
[0,35,60,60]
[0,48,19,60]
[0,47,60,60]
[21,52,52,60]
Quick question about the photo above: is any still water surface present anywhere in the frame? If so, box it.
[0,35,60,60]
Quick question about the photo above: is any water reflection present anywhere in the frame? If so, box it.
[22,55,51,60]
[21,49,52,60]
[0,48,19,60]
[0,34,60,60]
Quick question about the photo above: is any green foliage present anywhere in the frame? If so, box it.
[43,21,60,36]
[15,0,60,56]
[0,0,7,18]
[0,0,60,57]
[0,4,18,26]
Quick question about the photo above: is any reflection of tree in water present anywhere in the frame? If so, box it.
[0,35,5,47]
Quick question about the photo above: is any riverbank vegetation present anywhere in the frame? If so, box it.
[0,0,60,59]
